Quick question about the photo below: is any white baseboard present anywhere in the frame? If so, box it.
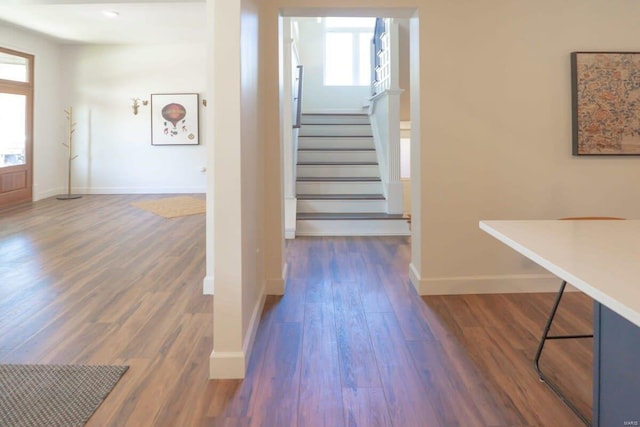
[202,275,214,295]
[73,187,206,194]
[209,285,267,379]
[414,273,571,295]
[209,350,246,379]
[409,262,421,293]
[33,186,64,201]
[285,197,297,239]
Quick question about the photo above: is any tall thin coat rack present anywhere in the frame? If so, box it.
[56,107,82,200]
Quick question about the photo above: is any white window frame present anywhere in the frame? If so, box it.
[323,18,375,87]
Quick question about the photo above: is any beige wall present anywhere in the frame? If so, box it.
[260,0,640,297]
[397,18,411,121]
[240,0,264,345]
[210,0,266,378]
[418,0,640,293]
[214,0,640,377]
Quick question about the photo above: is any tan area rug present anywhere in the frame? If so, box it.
[131,196,205,218]
[0,364,128,427]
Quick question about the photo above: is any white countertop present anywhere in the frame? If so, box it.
[480,220,640,328]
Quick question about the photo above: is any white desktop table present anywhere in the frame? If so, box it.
[480,220,640,426]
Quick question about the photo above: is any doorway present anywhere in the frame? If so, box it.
[282,13,414,238]
[276,7,421,293]
[0,47,34,207]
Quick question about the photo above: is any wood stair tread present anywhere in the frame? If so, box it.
[297,212,407,220]
[297,161,378,166]
[302,113,368,116]
[298,135,373,138]
[297,194,385,200]
[299,135,373,138]
[297,177,380,182]
[298,148,375,151]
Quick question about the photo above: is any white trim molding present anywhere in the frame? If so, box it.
[415,273,570,295]
[202,275,214,295]
[209,289,267,379]
[74,187,206,194]
[209,350,246,379]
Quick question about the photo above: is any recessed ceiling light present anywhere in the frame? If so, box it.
[102,10,119,18]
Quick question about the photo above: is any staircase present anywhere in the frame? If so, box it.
[295,113,410,236]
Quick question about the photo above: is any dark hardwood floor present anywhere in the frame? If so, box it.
[0,195,591,426]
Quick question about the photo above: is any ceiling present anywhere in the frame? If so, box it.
[0,0,206,45]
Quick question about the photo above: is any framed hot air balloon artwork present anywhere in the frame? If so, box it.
[151,93,199,146]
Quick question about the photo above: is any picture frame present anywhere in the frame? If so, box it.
[151,93,199,146]
[571,52,640,155]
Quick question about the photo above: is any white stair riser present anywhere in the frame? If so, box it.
[301,115,370,125]
[297,181,382,195]
[297,164,379,178]
[297,199,386,213]
[298,150,377,163]
[298,137,374,150]
[296,219,410,236]
[299,124,372,137]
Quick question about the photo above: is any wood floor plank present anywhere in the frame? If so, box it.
[366,311,443,427]
[218,296,279,419]
[342,387,392,427]
[298,303,344,427]
[332,281,381,389]
[349,252,394,314]
[301,238,333,304]
[0,199,592,426]
[407,338,518,427]
[249,322,303,427]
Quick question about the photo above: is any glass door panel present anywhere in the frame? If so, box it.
[0,93,26,168]
[0,51,29,82]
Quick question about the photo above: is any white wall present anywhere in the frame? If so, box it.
[293,17,371,113]
[61,43,207,194]
[0,22,65,200]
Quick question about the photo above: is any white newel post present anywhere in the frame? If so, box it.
[370,18,404,214]
[385,88,403,214]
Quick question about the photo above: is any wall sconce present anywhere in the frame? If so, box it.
[131,97,149,115]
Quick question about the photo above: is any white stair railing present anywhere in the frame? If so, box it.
[369,18,404,214]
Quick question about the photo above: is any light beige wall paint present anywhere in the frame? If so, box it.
[261,0,419,301]
[418,0,640,292]
[262,10,286,295]
[210,0,246,378]
[240,0,263,341]
[209,0,266,378]
[397,18,411,121]
[261,0,640,296]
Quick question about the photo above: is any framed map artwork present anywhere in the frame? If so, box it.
[572,52,640,155]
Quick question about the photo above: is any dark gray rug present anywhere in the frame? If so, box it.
[0,364,128,427]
